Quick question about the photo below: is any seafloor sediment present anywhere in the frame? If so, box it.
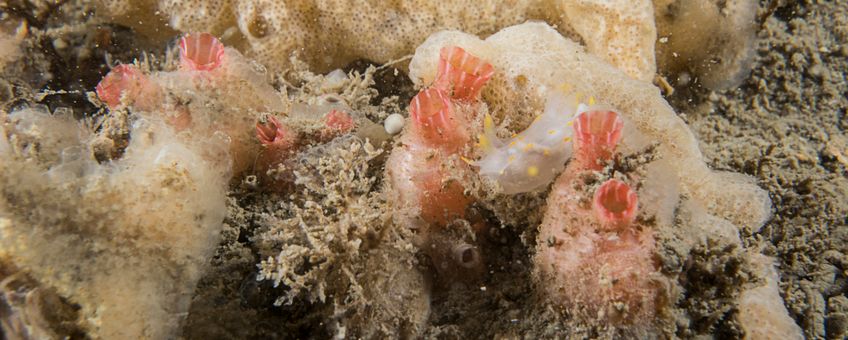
[0,0,846,339]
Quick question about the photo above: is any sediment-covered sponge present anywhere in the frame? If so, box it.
[409,22,798,333]
[562,0,657,82]
[737,254,804,339]
[0,107,231,339]
[96,33,287,176]
[653,0,758,90]
[94,0,657,81]
[409,22,771,231]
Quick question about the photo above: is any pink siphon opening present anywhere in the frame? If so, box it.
[256,116,292,148]
[572,110,624,170]
[434,46,495,101]
[409,87,463,146]
[593,179,638,229]
[179,33,225,72]
[96,64,144,109]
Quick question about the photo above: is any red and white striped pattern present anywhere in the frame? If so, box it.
[179,32,225,72]
[434,46,495,101]
[410,87,452,129]
[572,110,624,169]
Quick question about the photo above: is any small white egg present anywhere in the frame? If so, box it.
[384,113,405,135]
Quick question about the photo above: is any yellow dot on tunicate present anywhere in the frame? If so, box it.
[478,134,489,148]
[548,129,556,135]
[527,166,539,176]
[563,137,571,143]
[589,96,596,105]
[508,155,516,163]
[523,143,534,152]
[518,135,525,141]
[567,121,574,127]
[484,114,494,129]
[509,140,517,147]
[543,149,551,156]
[559,83,573,94]
[533,115,541,123]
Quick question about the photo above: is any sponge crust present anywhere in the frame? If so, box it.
[409,22,771,232]
[95,0,657,81]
